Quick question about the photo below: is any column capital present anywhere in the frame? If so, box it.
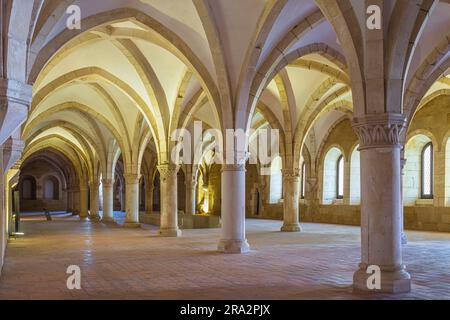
[282,168,300,180]
[101,178,115,187]
[90,181,100,188]
[123,173,141,184]
[352,113,406,150]
[157,164,179,181]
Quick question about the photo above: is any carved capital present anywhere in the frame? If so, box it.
[102,178,115,187]
[157,164,179,181]
[282,168,300,181]
[352,114,406,150]
[123,173,141,184]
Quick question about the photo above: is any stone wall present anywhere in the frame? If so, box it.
[19,159,67,212]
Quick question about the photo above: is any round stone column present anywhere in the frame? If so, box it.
[281,168,302,232]
[89,182,100,221]
[66,187,73,213]
[352,114,411,293]
[72,188,80,215]
[218,164,250,253]
[185,174,197,215]
[102,179,114,222]
[157,164,181,237]
[124,174,140,227]
[145,179,154,215]
[79,186,89,219]
[400,158,407,245]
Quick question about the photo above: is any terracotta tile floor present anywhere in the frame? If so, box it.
[1,213,450,300]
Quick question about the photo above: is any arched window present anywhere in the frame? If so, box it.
[300,162,306,199]
[323,147,343,204]
[269,156,283,203]
[350,145,361,204]
[43,176,59,200]
[421,142,433,199]
[336,155,344,199]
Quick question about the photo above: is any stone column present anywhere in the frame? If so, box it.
[124,174,140,227]
[158,164,181,237]
[400,157,407,245]
[120,185,125,212]
[352,114,411,293]
[102,179,114,222]
[218,164,250,253]
[145,177,154,215]
[79,186,89,219]
[89,182,100,221]
[343,160,351,205]
[66,187,73,213]
[434,149,445,207]
[305,177,319,220]
[0,79,32,274]
[72,188,80,215]
[185,170,197,215]
[281,168,301,232]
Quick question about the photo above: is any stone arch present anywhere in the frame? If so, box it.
[27,7,225,132]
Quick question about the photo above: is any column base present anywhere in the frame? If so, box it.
[122,222,141,228]
[401,232,408,245]
[88,215,100,222]
[280,222,302,232]
[218,239,250,254]
[353,265,411,293]
[158,228,182,237]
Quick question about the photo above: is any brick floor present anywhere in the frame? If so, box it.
[0,213,449,299]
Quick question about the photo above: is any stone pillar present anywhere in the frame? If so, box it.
[218,164,250,253]
[157,164,181,237]
[120,185,125,212]
[185,171,197,215]
[66,187,73,213]
[281,168,301,232]
[145,177,154,215]
[343,159,351,205]
[79,186,89,219]
[0,161,5,272]
[305,177,319,220]
[89,182,100,221]
[102,179,114,222]
[434,149,445,207]
[352,114,411,293]
[72,188,80,215]
[123,174,140,227]
[400,157,407,245]
[0,78,32,274]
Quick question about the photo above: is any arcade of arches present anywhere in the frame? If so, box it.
[1,0,450,298]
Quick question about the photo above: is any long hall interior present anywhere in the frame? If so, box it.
[1,0,450,299]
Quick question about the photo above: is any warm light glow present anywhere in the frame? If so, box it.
[202,188,209,214]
